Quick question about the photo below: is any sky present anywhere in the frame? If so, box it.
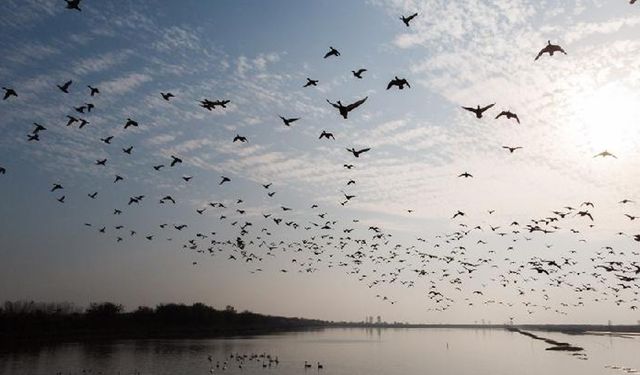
[1,0,640,325]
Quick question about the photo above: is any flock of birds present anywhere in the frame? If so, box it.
[1,1,640,321]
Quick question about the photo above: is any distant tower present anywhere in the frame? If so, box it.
[377,316,381,324]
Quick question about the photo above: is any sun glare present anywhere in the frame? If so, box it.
[570,83,640,154]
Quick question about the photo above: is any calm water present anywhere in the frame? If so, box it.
[1,328,639,375]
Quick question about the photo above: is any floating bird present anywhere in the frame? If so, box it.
[57,80,72,93]
[462,103,495,118]
[319,131,335,140]
[352,69,367,79]
[2,87,17,100]
[400,12,418,27]
[386,76,410,90]
[326,97,367,119]
[161,92,174,101]
[279,116,300,126]
[323,46,340,58]
[495,110,520,124]
[535,40,567,61]
[346,147,371,158]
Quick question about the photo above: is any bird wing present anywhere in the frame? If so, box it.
[386,81,394,90]
[495,111,506,119]
[326,99,339,109]
[480,103,495,112]
[346,97,368,111]
[357,148,371,153]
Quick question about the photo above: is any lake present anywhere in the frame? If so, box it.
[1,328,639,375]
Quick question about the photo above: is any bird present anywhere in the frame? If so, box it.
[279,116,300,126]
[27,133,40,142]
[0,167,5,175]
[57,80,72,93]
[326,97,367,119]
[400,13,418,27]
[535,40,567,61]
[124,118,138,129]
[57,196,66,203]
[452,210,465,219]
[323,46,340,58]
[182,176,193,182]
[88,192,98,199]
[220,176,231,185]
[461,103,495,118]
[153,165,165,171]
[66,116,79,127]
[319,131,335,140]
[495,110,520,124]
[114,175,124,183]
[304,78,318,87]
[32,123,47,134]
[88,85,100,96]
[594,150,616,159]
[233,135,248,143]
[96,159,107,166]
[100,136,114,144]
[2,87,17,100]
[64,0,82,11]
[344,164,354,169]
[161,92,174,101]
[122,146,133,154]
[386,76,410,90]
[458,172,473,178]
[352,69,367,79]
[346,147,371,158]
[170,155,183,167]
[502,146,523,153]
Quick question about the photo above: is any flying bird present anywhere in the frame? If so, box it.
[400,13,418,27]
[462,103,495,118]
[233,135,248,143]
[386,76,410,90]
[323,46,340,58]
[326,97,367,119]
[57,80,72,93]
[170,155,182,167]
[122,146,133,154]
[279,116,300,126]
[161,92,174,101]
[124,118,138,129]
[2,87,17,100]
[458,172,473,178]
[65,0,82,11]
[319,131,335,140]
[346,147,371,158]
[352,69,367,79]
[304,78,318,87]
[535,40,567,61]
[502,146,523,153]
[593,150,616,159]
[220,176,231,185]
[88,85,100,96]
[495,110,520,124]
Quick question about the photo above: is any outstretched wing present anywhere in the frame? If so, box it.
[326,99,339,109]
[346,96,368,111]
[357,148,371,154]
[495,111,506,119]
[461,106,476,112]
[386,81,395,90]
[480,103,495,112]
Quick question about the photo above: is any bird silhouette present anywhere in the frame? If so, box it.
[386,76,410,90]
[220,176,231,185]
[594,150,617,159]
[32,123,46,135]
[57,80,72,93]
[279,116,300,126]
[535,40,567,61]
[323,46,340,58]
[458,172,473,178]
[114,175,124,183]
[326,97,367,119]
[233,135,248,143]
[502,146,523,153]
[87,85,100,96]
[88,192,98,199]
[304,78,318,87]
[2,87,17,100]
[400,13,418,26]
[461,103,495,118]
[100,136,114,144]
[170,155,183,167]
[495,110,520,124]
[51,184,63,192]
[0,167,5,175]
[346,147,371,158]
[27,133,40,142]
[65,0,81,11]
[96,158,107,166]
[319,131,335,140]
[124,118,138,129]
[352,69,367,79]
[161,92,174,101]
[122,146,133,154]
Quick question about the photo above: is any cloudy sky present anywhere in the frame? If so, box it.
[1,0,640,324]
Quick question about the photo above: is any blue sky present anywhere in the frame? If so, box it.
[1,0,640,324]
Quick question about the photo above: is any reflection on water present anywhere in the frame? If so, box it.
[1,328,639,375]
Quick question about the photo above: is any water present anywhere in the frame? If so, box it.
[1,328,639,375]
